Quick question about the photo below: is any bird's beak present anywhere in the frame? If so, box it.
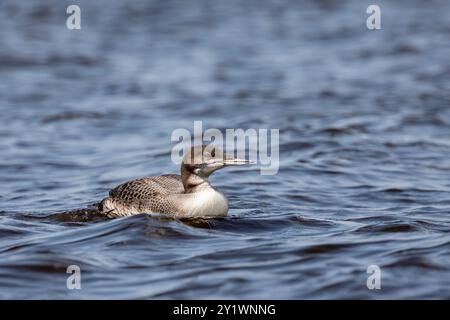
[223,158,255,166]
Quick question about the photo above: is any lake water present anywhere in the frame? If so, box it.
[0,0,449,299]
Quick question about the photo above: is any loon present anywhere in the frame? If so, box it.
[98,145,253,218]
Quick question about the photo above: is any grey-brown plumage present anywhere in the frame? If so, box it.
[98,145,253,218]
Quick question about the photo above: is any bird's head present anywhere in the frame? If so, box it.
[182,145,253,179]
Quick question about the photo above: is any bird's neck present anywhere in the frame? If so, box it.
[181,163,210,193]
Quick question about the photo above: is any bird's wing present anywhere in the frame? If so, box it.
[98,175,184,216]
[109,174,184,202]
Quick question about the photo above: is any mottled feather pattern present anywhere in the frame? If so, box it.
[100,175,184,217]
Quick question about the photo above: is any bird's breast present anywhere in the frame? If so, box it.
[183,188,229,217]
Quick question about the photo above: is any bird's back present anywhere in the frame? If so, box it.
[99,174,184,217]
